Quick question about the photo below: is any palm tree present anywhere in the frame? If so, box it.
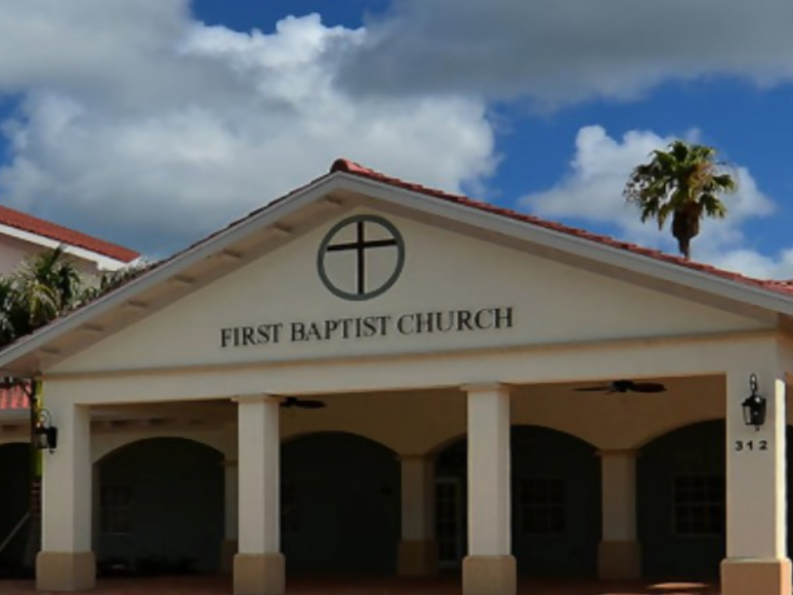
[624,140,737,259]
[11,246,82,334]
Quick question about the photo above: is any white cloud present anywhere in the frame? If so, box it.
[1,1,790,275]
[338,0,793,105]
[520,126,793,279]
[0,5,496,256]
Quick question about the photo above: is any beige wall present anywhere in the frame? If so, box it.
[0,235,34,274]
[51,208,768,375]
[0,375,730,457]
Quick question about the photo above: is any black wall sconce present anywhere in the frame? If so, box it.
[742,373,767,431]
[0,375,57,451]
[35,409,58,452]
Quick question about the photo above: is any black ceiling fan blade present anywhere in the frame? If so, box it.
[295,400,327,409]
[629,382,666,393]
[576,380,666,394]
[280,397,327,409]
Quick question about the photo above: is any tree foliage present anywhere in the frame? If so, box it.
[0,247,147,348]
[624,140,737,259]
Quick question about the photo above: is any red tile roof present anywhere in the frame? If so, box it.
[0,385,29,411]
[329,158,793,299]
[0,204,139,263]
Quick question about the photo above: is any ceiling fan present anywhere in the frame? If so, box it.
[575,379,666,394]
[280,396,327,410]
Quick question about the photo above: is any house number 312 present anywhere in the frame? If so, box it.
[735,440,768,452]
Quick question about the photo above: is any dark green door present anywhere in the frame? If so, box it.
[281,433,400,574]
[638,421,726,579]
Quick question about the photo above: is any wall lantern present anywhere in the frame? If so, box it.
[34,409,58,452]
[742,373,766,431]
[0,375,57,451]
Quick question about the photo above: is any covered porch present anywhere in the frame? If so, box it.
[23,330,793,595]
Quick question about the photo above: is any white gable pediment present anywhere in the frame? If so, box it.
[51,206,769,374]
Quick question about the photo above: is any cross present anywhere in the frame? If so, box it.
[325,220,398,295]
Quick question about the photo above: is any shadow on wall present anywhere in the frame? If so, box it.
[0,443,30,578]
[96,437,224,576]
[281,432,400,575]
[638,420,725,580]
[435,425,601,577]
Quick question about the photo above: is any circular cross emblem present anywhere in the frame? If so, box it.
[317,215,405,301]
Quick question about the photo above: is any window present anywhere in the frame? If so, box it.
[281,480,300,534]
[435,478,464,566]
[674,474,725,535]
[100,484,132,535]
[519,478,566,535]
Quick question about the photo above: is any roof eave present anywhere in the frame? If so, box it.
[337,173,793,318]
[0,173,347,374]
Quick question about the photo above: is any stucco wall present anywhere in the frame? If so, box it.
[51,208,769,375]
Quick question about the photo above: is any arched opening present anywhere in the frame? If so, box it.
[96,437,224,575]
[638,420,725,579]
[281,432,400,575]
[0,443,30,576]
[434,426,601,576]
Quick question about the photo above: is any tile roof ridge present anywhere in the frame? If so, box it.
[328,157,793,298]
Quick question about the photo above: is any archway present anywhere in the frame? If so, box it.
[281,432,400,575]
[434,426,601,576]
[96,437,224,575]
[638,420,725,579]
[0,443,30,576]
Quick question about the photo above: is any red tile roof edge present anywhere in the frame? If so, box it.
[0,385,30,411]
[330,158,793,299]
[0,204,139,263]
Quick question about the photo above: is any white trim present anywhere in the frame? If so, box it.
[338,174,793,317]
[0,175,346,371]
[0,222,134,271]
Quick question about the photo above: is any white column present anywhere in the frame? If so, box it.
[722,361,791,595]
[37,402,96,591]
[397,455,438,576]
[462,383,515,595]
[597,450,640,579]
[234,395,284,595]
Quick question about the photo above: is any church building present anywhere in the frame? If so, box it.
[0,159,791,595]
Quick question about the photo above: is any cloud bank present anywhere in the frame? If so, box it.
[0,2,495,256]
[339,0,793,106]
[0,0,790,271]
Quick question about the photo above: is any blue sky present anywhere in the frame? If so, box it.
[0,0,791,277]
